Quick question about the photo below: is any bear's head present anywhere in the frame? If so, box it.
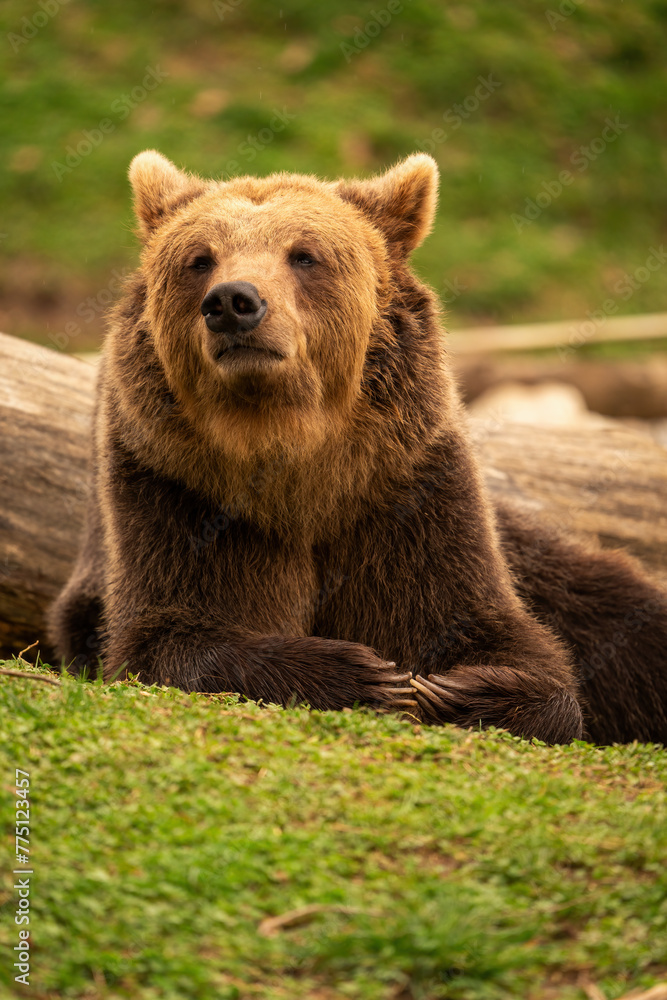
[123,150,443,467]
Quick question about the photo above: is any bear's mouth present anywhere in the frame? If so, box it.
[213,340,287,366]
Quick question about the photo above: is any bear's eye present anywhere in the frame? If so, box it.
[290,250,318,268]
[190,255,214,272]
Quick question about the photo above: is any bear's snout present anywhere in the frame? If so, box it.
[201,281,268,337]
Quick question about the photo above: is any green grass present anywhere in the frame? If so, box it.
[2,661,666,999]
[1,0,667,350]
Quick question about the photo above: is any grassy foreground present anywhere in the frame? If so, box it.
[1,661,666,1000]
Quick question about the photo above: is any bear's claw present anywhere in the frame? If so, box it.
[410,673,473,716]
[409,665,584,743]
[372,664,418,711]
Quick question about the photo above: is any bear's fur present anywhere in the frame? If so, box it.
[49,151,667,745]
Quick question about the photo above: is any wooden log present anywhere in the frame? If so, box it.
[473,419,667,582]
[448,311,667,355]
[0,333,94,658]
[0,331,665,658]
[455,355,667,420]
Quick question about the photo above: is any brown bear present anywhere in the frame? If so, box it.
[49,150,667,745]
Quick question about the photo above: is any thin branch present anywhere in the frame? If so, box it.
[0,668,61,687]
[18,640,39,661]
[258,903,375,937]
[586,982,667,1000]
[616,987,667,1000]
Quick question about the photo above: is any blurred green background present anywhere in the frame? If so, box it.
[1,0,666,351]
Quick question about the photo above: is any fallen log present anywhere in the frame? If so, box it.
[0,333,94,658]
[0,331,665,658]
[448,311,667,355]
[455,355,667,420]
[471,417,667,579]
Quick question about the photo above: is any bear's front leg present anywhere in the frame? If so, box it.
[314,436,585,744]
[104,618,417,714]
[411,665,584,744]
[47,480,106,674]
[105,618,417,713]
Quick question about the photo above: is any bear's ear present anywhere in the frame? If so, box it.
[336,154,439,256]
[129,150,208,239]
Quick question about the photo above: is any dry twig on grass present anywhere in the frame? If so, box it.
[258,903,375,937]
[584,982,667,1000]
[0,667,61,687]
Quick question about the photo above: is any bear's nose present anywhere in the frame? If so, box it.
[201,281,268,335]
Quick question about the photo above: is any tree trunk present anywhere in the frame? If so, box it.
[0,332,665,658]
[455,355,667,420]
[0,333,94,658]
[473,419,667,580]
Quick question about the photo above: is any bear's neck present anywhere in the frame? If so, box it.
[108,376,453,538]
